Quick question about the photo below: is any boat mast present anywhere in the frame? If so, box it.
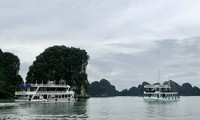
[168,75,171,88]
[159,70,161,85]
[168,75,172,92]
[158,70,161,98]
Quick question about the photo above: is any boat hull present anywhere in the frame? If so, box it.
[143,97,180,102]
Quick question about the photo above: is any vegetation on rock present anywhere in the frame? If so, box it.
[26,45,90,96]
[170,81,200,96]
[90,79,119,96]
[0,49,23,99]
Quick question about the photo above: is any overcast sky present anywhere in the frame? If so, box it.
[1,0,200,90]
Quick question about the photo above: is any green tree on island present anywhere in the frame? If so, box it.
[0,49,23,99]
[26,45,90,97]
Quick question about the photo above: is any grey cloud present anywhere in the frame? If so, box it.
[88,38,200,90]
[1,0,200,90]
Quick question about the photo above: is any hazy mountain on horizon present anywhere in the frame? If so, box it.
[90,79,200,97]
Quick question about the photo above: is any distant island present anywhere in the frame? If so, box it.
[90,79,200,97]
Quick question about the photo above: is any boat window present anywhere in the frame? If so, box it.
[55,95,58,98]
[30,87,37,91]
[56,88,66,91]
[65,95,67,98]
[62,95,64,98]
[33,96,39,99]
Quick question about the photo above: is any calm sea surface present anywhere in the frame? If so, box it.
[0,96,199,120]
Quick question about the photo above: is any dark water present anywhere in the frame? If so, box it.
[0,97,199,120]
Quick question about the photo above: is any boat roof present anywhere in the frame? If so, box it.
[18,83,71,88]
[31,84,71,88]
[18,84,32,87]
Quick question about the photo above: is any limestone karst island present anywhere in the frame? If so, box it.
[0,45,90,99]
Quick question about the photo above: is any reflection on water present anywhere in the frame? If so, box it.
[0,97,200,120]
[144,101,179,120]
[0,99,88,119]
[143,97,200,120]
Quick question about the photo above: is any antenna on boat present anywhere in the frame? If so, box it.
[158,70,161,85]
[168,74,172,88]
[158,70,161,98]
[168,74,171,80]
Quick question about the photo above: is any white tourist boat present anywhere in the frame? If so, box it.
[143,80,180,102]
[15,81,75,102]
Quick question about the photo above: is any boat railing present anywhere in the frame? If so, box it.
[144,91,178,94]
[36,91,72,93]
[15,91,36,95]
[30,84,70,87]
[15,91,74,94]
